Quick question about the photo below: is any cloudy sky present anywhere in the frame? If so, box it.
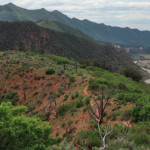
[1,0,150,31]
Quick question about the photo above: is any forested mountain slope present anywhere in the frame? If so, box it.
[0,21,135,71]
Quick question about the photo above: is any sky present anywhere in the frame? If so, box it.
[0,0,150,31]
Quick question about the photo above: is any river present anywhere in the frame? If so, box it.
[133,59,150,84]
[140,67,150,84]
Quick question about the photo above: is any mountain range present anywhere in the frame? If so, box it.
[0,3,150,47]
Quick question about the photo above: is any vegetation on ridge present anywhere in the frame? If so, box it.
[36,20,93,40]
[0,51,149,149]
[0,21,136,73]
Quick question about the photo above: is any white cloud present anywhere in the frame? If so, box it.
[0,0,150,30]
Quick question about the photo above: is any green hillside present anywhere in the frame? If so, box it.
[0,3,54,21]
[0,51,150,149]
[36,20,93,40]
[0,3,150,46]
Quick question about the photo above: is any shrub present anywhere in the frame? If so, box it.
[112,106,121,111]
[46,82,52,86]
[122,67,142,82]
[27,104,35,113]
[57,69,64,76]
[132,100,150,122]
[75,92,79,98]
[0,92,19,105]
[69,76,75,83]
[89,78,109,90]
[118,83,129,91]
[37,100,42,105]
[116,92,138,103]
[34,76,41,80]
[77,130,101,148]
[120,109,132,121]
[131,122,150,146]
[58,97,83,116]
[63,95,69,101]
[67,120,73,126]
[58,104,70,116]
[57,88,64,95]
[11,85,20,90]
[85,97,91,105]
[75,97,84,108]
[33,92,38,96]
[0,102,55,150]
[38,112,51,121]
[71,95,75,99]
[46,67,55,75]
[106,112,120,121]
[71,108,78,116]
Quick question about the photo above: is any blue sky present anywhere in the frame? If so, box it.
[1,0,150,31]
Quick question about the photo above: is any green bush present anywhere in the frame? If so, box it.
[58,97,84,116]
[75,92,79,98]
[0,92,19,105]
[85,97,91,105]
[37,100,42,104]
[122,67,142,82]
[69,76,75,83]
[132,99,150,122]
[131,122,150,146]
[75,97,84,108]
[38,112,51,121]
[58,104,71,116]
[116,92,138,103]
[57,88,64,96]
[63,94,69,101]
[71,94,75,99]
[34,75,41,80]
[77,130,101,148]
[27,104,35,113]
[120,109,132,121]
[47,82,52,86]
[46,67,55,75]
[89,78,109,90]
[0,102,55,150]
[67,120,73,126]
[118,83,129,91]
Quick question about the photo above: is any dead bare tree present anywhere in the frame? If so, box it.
[88,85,110,124]
[22,87,27,101]
[95,122,113,150]
[48,93,58,118]
[75,62,78,73]
[94,121,128,150]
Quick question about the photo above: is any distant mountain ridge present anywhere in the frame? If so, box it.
[0,3,150,47]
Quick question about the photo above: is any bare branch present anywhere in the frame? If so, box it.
[103,98,109,111]
[96,123,113,150]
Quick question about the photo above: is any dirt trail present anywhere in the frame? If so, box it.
[84,84,90,96]
[83,84,132,127]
